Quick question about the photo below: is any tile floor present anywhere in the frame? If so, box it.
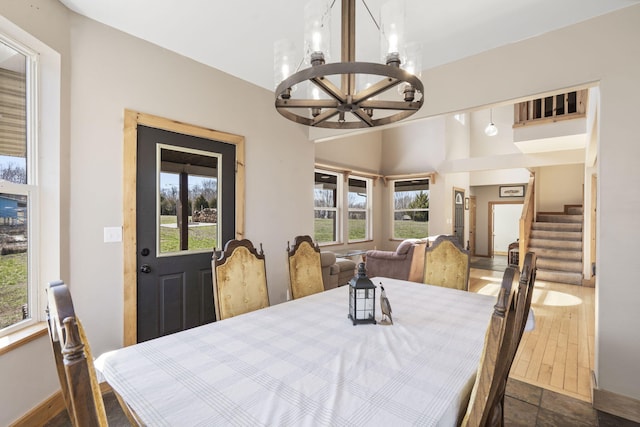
[505,378,639,426]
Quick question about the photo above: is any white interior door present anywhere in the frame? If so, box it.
[492,204,522,255]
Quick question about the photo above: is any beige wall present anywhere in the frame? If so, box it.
[535,164,585,212]
[2,1,640,424]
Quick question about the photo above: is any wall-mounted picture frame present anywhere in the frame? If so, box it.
[499,185,525,198]
[465,197,469,210]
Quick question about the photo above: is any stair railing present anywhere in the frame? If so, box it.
[513,89,587,127]
[519,175,535,269]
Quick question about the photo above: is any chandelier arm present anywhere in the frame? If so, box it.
[310,77,347,103]
[351,109,374,127]
[359,100,423,111]
[351,77,402,103]
[312,108,341,125]
[275,99,339,109]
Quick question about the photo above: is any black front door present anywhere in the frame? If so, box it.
[136,125,236,342]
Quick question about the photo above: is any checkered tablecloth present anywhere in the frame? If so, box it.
[95,278,495,426]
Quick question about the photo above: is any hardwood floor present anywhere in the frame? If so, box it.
[469,266,595,402]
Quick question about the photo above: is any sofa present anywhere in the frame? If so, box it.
[320,252,357,290]
[364,238,428,282]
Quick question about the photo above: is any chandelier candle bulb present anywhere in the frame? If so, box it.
[304,0,331,65]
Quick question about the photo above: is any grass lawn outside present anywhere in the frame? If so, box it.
[314,218,429,242]
[160,215,217,252]
[394,220,429,239]
[0,252,28,330]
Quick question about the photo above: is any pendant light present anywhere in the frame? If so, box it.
[485,108,498,136]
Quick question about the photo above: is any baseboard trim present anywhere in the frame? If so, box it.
[592,371,640,423]
[9,391,65,427]
[9,382,115,427]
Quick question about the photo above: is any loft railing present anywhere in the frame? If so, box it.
[513,89,588,127]
[519,174,535,269]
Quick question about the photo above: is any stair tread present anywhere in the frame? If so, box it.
[537,214,583,224]
[537,269,583,285]
[528,248,582,260]
[533,222,582,229]
[529,239,582,250]
[530,230,583,240]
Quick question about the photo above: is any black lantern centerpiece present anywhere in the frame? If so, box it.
[348,263,377,325]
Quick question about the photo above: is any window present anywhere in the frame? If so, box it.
[393,178,429,239]
[0,36,38,336]
[158,146,220,254]
[347,176,371,242]
[314,170,341,244]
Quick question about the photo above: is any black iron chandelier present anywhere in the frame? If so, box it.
[274,0,424,129]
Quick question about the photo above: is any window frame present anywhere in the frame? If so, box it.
[314,168,343,245]
[391,177,430,240]
[0,32,40,337]
[347,175,372,243]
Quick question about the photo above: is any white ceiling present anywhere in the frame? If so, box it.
[57,0,639,92]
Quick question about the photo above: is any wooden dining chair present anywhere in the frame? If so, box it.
[423,235,470,291]
[46,280,140,426]
[460,266,518,427]
[487,251,538,426]
[511,252,537,362]
[212,239,270,320]
[287,235,325,299]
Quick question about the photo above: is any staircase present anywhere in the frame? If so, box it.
[528,206,583,285]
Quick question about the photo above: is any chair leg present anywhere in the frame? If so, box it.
[113,390,144,426]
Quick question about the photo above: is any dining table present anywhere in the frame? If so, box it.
[95,277,496,426]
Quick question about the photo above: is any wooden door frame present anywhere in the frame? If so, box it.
[469,196,476,256]
[123,110,245,346]
[488,200,523,257]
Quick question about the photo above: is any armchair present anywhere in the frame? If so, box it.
[364,239,427,282]
[320,252,356,290]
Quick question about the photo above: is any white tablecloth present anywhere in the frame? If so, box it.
[96,278,495,426]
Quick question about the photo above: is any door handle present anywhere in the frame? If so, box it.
[140,264,151,274]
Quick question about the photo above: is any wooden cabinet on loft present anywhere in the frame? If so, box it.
[513,89,588,127]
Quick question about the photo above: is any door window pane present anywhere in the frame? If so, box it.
[158,146,220,255]
[188,174,217,251]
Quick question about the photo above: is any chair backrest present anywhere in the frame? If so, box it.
[46,280,108,427]
[212,239,270,320]
[287,235,325,299]
[509,252,537,367]
[461,266,518,427]
[423,235,470,291]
